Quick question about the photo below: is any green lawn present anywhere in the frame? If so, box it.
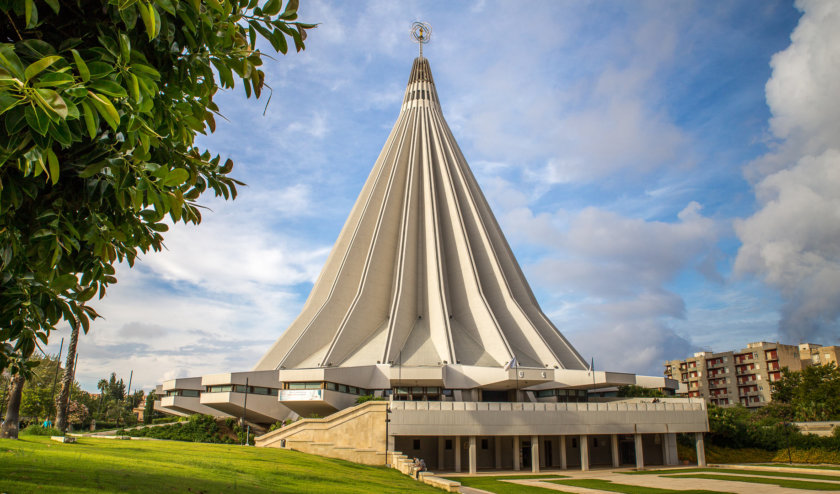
[626,467,840,481]
[0,436,439,493]
[451,474,572,494]
[550,479,730,494]
[757,463,840,471]
[666,473,840,491]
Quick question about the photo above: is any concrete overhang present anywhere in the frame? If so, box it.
[162,376,204,392]
[527,369,635,390]
[276,389,358,418]
[200,392,290,425]
[161,395,232,417]
[201,370,279,388]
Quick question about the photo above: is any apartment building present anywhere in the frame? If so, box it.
[664,342,803,408]
[799,344,839,367]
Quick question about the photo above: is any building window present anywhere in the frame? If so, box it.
[593,438,598,447]
[445,439,453,450]
[572,438,578,448]
[481,439,489,450]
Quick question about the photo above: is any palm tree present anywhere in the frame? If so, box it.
[55,323,79,433]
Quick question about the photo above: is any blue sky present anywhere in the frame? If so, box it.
[43,0,840,392]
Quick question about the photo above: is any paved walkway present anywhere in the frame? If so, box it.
[443,464,840,494]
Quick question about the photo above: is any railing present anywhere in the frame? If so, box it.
[389,399,706,413]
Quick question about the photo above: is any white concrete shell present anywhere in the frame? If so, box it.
[256,57,586,373]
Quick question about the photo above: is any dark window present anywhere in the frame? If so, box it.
[572,438,578,448]
[413,439,420,450]
[445,439,453,450]
[593,438,598,447]
[481,439,488,450]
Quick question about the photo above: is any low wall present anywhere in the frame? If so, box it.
[255,401,388,465]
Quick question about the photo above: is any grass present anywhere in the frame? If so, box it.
[626,467,840,481]
[550,479,730,494]
[757,463,840,471]
[0,436,440,493]
[450,474,572,494]
[666,473,840,491]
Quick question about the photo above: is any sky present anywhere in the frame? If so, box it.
[42,0,840,392]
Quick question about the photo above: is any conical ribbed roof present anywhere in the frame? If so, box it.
[255,57,586,371]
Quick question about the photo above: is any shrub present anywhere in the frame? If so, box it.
[355,395,384,404]
[20,424,61,436]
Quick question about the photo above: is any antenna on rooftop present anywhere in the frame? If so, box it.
[410,21,432,58]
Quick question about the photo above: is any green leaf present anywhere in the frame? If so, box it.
[46,148,59,185]
[48,119,72,146]
[149,223,169,232]
[262,0,281,15]
[80,100,97,138]
[130,63,160,80]
[79,160,108,178]
[0,44,25,79]
[205,0,224,13]
[280,0,298,20]
[119,33,131,62]
[89,79,128,98]
[24,55,63,82]
[52,274,77,292]
[25,105,50,135]
[70,49,90,82]
[43,0,60,14]
[24,0,34,27]
[33,72,75,87]
[88,91,120,130]
[128,73,140,101]
[163,168,189,187]
[271,28,288,55]
[139,2,156,40]
[35,88,68,118]
[87,61,114,80]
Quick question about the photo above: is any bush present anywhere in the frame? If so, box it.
[152,416,181,424]
[20,424,61,436]
[119,414,230,443]
[355,395,384,404]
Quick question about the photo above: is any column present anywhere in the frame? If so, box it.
[580,434,589,471]
[611,434,620,468]
[495,436,502,469]
[695,432,706,467]
[468,436,477,474]
[666,433,679,465]
[438,437,445,470]
[531,435,540,473]
[513,436,521,471]
[560,436,567,470]
[660,434,669,467]
[455,435,462,473]
[634,433,645,470]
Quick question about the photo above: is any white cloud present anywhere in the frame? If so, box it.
[735,0,840,345]
[507,202,719,375]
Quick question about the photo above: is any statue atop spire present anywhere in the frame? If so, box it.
[410,21,432,58]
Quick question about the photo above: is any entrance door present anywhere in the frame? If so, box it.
[620,440,635,465]
[544,440,553,467]
[521,441,531,469]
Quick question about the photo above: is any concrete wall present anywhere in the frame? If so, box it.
[389,400,708,436]
[256,401,388,466]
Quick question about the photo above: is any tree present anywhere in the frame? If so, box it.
[0,374,24,438]
[771,363,840,421]
[143,390,156,424]
[0,0,314,436]
[0,0,315,367]
[54,326,77,432]
[616,385,665,398]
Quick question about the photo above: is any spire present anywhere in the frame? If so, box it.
[254,42,587,373]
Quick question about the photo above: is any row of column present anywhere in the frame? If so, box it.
[436,432,706,474]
